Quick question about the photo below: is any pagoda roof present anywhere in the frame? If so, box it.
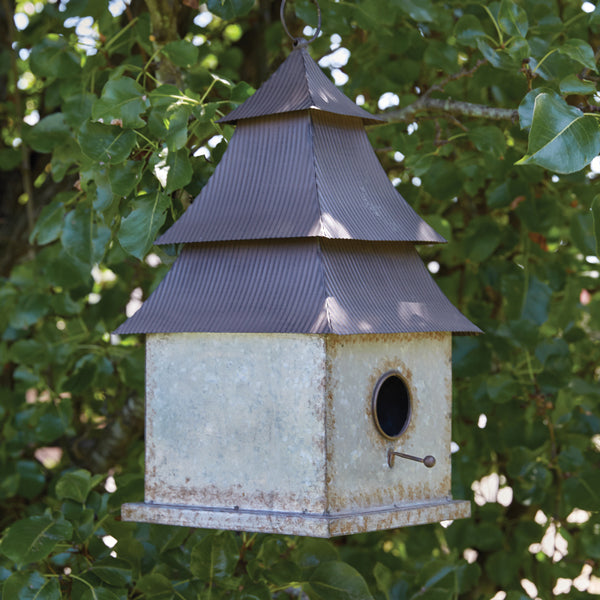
[157,111,443,245]
[219,45,383,126]
[115,239,480,336]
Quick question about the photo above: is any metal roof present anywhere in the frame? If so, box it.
[115,38,480,338]
[156,111,444,245]
[115,240,481,336]
[219,46,383,126]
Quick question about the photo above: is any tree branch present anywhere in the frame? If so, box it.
[383,97,519,123]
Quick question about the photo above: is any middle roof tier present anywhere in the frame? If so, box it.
[157,110,444,245]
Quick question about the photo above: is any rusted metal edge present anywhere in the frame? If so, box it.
[122,499,470,538]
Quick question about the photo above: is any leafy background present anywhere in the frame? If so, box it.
[1,0,600,598]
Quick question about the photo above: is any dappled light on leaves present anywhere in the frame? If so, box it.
[1,0,600,599]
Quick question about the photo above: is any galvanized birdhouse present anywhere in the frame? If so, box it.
[117,7,481,537]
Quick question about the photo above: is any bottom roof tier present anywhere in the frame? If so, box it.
[115,239,481,335]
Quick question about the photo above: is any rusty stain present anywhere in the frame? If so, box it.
[323,333,453,514]
[134,331,465,535]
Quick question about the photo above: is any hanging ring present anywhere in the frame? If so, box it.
[280,0,322,47]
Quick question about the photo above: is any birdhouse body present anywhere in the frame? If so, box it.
[128,331,467,537]
[118,44,480,536]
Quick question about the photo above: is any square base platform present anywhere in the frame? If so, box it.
[122,499,471,538]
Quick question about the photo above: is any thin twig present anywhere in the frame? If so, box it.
[383,97,518,123]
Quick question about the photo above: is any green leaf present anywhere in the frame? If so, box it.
[398,0,434,23]
[162,40,199,68]
[453,337,491,378]
[469,126,506,159]
[91,558,133,587]
[485,551,522,587]
[592,195,600,257]
[454,15,486,47]
[559,75,597,95]
[292,538,339,570]
[424,40,459,73]
[190,533,239,581]
[2,571,60,600]
[25,114,71,153]
[373,562,392,600]
[486,374,520,404]
[506,36,529,62]
[558,39,598,72]
[516,92,600,174]
[521,276,552,326]
[92,77,148,128]
[304,561,374,600]
[81,587,122,600]
[9,294,50,329]
[30,37,80,78]
[118,191,170,259]
[518,88,560,130]
[16,460,46,500]
[136,573,174,597]
[0,515,73,566]
[62,92,96,128]
[55,469,104,503]
[61,205,112,266]
[149,84,187,108]
[207,0,254,19]
[30,200,65,245]
[498,0,528,38]
[78,121,137,164]
[571,212,596,255]
[110,161,143,196]
[464,218,502,262]
[165,149,193,193]
[230,81,255,103]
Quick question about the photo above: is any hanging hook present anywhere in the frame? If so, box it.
[280,0,322,47]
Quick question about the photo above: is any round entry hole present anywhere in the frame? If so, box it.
[373,373,411,439]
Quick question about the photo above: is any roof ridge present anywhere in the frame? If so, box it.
[219,45,383,125]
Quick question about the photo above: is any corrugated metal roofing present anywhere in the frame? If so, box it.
[114,240,481,336]
[219,46,383,126]
[156,111,444,245]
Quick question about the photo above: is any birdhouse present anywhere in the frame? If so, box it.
[117,21,481,537]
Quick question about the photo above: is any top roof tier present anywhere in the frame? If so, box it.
[219,45,384,126]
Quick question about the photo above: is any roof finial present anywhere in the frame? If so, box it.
[280,0,322,47]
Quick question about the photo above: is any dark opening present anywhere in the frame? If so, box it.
[373,374,411,438]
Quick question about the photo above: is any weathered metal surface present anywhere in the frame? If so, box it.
[156,111,443,245]
[119,11,476,536]
[122,499,471,538]
[219,46,383,126]
[114,240,480,335]
[144,333,328,514]
[324,332,453,514]
[126,331,470,536]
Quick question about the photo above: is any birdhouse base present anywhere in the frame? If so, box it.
[122,499,470,538]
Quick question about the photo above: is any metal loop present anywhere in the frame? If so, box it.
[280,0,322,46]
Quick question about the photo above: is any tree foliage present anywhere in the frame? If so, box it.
[1,0,600,598]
